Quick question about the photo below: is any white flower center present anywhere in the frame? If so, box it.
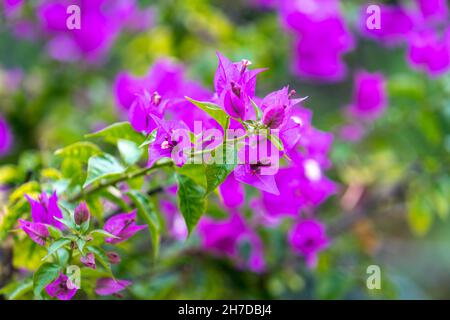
[291,116,303,127]
[241,59,252,67]
[304,159,322,182]
[161,141,170,150]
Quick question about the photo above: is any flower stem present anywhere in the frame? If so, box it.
[68,161,173,202]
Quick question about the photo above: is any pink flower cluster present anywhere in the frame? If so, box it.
[361,0,450,77]
[19,191,146,300]
[116,52,335,270]
[2,0,153,63]
[280,0,355,82]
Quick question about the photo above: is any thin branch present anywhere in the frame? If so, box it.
[68,161,173,202]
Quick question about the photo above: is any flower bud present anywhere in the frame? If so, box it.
[262,105,286,129]
[74,202,90,225]
[80,253,96,269]
[106,251,121,264]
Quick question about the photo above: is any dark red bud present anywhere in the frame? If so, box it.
[74,202,90,225]
[106,251,121,264]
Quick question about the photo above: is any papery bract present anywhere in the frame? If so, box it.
[416,0,448,23]
[347,71,387,120]
[407,28,450,77]
[95,278,131,296]
[288,219,330,268]
[234,138,280,195]
[80,252,96,269]
[148,116,191,167]
[219,173,245,208]
[159,199,188,240]
[18,219,50,246]
[214,52,264,119]
[359,5,415,46]
[103,210,146,244]
[281,0,354,82]
[24,191,64,230]
[45,273,77,300]
[38,0,150,62]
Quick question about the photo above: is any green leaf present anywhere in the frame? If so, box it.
[250,98,262,120]
[42,238,71,261]
[54,217,76,231]
[176,174,206,234]
[176,164,206,188]
[86,122,145,145]
[83,154,126,188]
[185,97,230,129]
[118,139,143,165]
[76,238,86,255]
[139,129,158,148]
[0,279,33,300]
[89,229,119,239]
[46,225,63,239]
[33,263,61,298]
[127,190,161,258]
[268,134,284,151]
[204,163,236,194]
[55,142,102,163]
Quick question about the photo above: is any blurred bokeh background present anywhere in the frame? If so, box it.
[0,0,449,299]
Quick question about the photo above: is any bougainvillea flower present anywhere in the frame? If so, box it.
[18,219,50,246]
[3,0,23,16]
[148,116,191,167]
[95,278,131,296]
[214,52,265,119]
[218,173,245,208]
[198,213,266,272]
[359,5,415,47]
[159,199,188,240]
[0,114,12,157]
[260,87,308,152]
[262,162,336,217]
[288,219,330,268]
[115,58,210,110]
[46,273,77,300]
[37,0,149,62]
[287,121,334,171]
[234,138,281,195]
[280,0,354,82]
[234,164,279,195]
[339,123,366,142]
[416,0,448,23]
[80,253,96,269]
[198,213,247,256]
[128,91,164,133]
[24,191,64,230]
[260,87,305,128]
[103,210,146,244]
[347,71,387,120]
[407,28,450,77]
